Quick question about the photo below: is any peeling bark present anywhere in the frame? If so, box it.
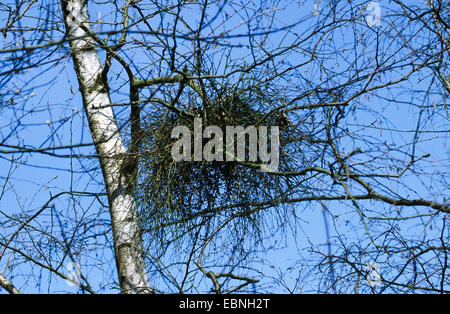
[61,0,152,294]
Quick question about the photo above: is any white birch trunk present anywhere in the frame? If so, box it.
[61,0,151,293]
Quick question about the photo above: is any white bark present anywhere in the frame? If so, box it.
[61,0,151,293]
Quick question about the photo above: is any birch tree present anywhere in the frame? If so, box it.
[60,0,151,293]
